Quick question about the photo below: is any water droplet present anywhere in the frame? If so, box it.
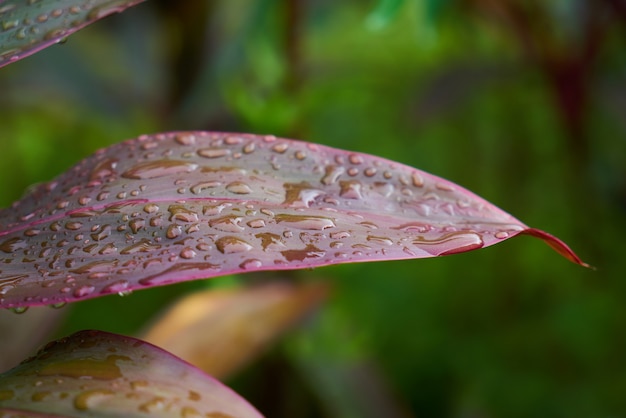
[275,214,336,230]
[89,158,118,181]
[281,244,325,262]
[1,237,27,253]
[240,259,262,270]
[190,181,221,194]
[330,231,351,239]
[143,204,159,213]
[175,133,196,145]
[50,302,66,309]
[121,239,161,254]
[255,233,285,251]
[180,248,197,259]
[295,150,307,160]
[102,280,129,294]
[166,225,182,239]
[215,236,252,254]
[122,160,197,179]
[349,154,363,165]
[0,390,15,401]
[243,142,256,154]
[414,232,484,256]
[321,165,344,185]
[412,172,424,187]
[272,142,288,153]
[209,215,244,232]
[226,182,252,194]
[74,389,114,411]
[339,180,363,199]
[168,205,199,223]
[283,182,323,208]
[436,182,455,192]
[495,231,510,239]
[367,235,393,246]
[139,397,166,413]
[24,228,40,237]
[74,286,95,298]
[10,306,28,314]
[247,219,266,228]
[65,222,83,231]
[197,148,230,158]
[129,219,145,234]
[364,167,377,177]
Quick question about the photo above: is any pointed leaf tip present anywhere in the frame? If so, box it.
[520,228,592,269]
[0,131,589,308]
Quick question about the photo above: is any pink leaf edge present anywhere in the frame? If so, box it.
[0,132,590,308]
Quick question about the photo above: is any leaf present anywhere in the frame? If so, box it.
[0,330,263,418]
[0,0,146,69]
[142,281,328,380]
[0,132,589,308]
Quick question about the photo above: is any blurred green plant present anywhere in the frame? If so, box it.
[1,0,625,417]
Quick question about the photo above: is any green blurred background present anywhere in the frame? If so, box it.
[1,0,625,416]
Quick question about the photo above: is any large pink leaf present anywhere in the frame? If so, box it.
[0,0,146,69]
[0,132,588,308]
[0,330,263,417]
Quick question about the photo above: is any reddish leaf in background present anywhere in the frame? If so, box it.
[0,330,263,417]
[0,132,589,308]
[0,0,146,68]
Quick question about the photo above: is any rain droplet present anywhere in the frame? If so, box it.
[209,215,244,232]
[321,165,344,185]
[180,248,197,259]
[226,182,252,194]
[74,286,95,298]
[143,204,159,214]
[215,236,252,254]
[190,181,221,194]
[275,214,336,230]
[197,148,231,158]
[74,389,114,411]
[174,133,196,145]
[168,205,199,223]
[89,158,118,181]
[121,239,161,254]
[240,259,262,270]
[122,160,198,179]
[339,180,363,199]
[247,219,266,228]
[1,237,27,253]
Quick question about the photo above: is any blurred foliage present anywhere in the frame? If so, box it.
[1,0,625,417]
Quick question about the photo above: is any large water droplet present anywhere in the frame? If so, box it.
[122,160,197,179]
[1,237,27,253]
[281,244,325,262]
[226,182,252,194]
[74,389,114,411]
[209,215,244,232]
[321,165,344,185]
[283,182,323,208]
[275,214,336,230]
[168,205,199,223]
[89,158,118,181]
[339,180,363,199]
[121,239,161,254]
[197,148,230,158]
[215,236,252,254]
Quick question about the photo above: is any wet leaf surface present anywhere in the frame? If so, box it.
[0,0,146,68]
[0,330,263,417]
[0,132,588,308]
